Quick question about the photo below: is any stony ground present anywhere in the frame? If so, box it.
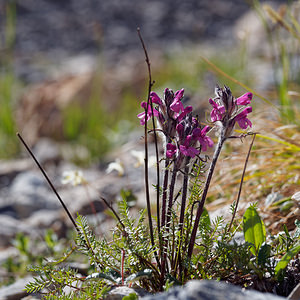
[0,0,285,82]
[0,0,298,299]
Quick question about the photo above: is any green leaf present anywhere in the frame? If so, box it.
[122,293,138,300]
[243,206,266,255]
[120,189,137,207]
[199,208,211,230]
[125,269,152,283]
[257,243,271,265]
[275,244,300,280]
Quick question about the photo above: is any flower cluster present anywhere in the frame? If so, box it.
[138,88,213,164]
[209,85,253,137]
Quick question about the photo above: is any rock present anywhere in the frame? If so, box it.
[4,0,273,81]
[0,159,32,189]
[0,247,18,264]
[25,209,67,238]
[141,280,286,300]
[288,282,300,300]
[8,171,60,218]
[0,215,32,247]
[21,296,41,300]
[58,184,101,216]
[291,191,300,204]
[32,138,61,165]
[265,192,284,207]
[0,276,33,300]
[106,286,150,300]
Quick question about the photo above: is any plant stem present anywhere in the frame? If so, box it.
[187,131,226,260]
[17,133,79,232]
[160,166,178,283]
[179,157,191,237]
[159,157,169,259]
[17,133,103,270]
[227,133,256,234]
[137,28,154,246]
[121,249,125,285]
[137,28,160,268]
[174,157,190,273]
[161,158,170,228]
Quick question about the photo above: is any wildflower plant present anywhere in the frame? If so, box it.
[137,80,254,285]
[21,31,300,298]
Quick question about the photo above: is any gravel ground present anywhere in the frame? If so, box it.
[0,0,285,82]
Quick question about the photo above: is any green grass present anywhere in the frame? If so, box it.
[0,2,20,158]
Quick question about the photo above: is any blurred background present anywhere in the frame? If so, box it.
[1,1,300,296]
[0,0,289,164]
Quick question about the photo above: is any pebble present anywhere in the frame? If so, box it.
[141,280,286,300]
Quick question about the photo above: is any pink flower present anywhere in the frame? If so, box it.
[166,143,177,158]
[176,123,184,139]
[192,126,214,152]
[176,105,193,122]
[170,88,185,113]
[234,106,252,129]
[174,88,184,99]
[235,92,253,106]
[137,101,160,125]
[170,99,184,113]
[150,92,162,105]
[179,135,200,158]
[209,98,225,122]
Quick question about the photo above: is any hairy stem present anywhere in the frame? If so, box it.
[161,158,170,228]
[187,130,226,259]
[178,157,191,236]
[159,157,169,259]
[174,157,190,273]
[160,166,178,283]
[137,28,160,268]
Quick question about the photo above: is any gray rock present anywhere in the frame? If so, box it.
[25,209,61,227]
[0,215,32,247]
[141,280,286,300]
[0,247,18,264]
[8,171,60,218]
[0,276,33,300]
[4,0,280,83]
[106,286,150,300]
[265,192,283,207]
[25,209,67,238]
[0,159,32,189]
[32,138,60,164]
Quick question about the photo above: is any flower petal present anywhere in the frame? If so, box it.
[150,92,162,105]
[235,92,253,105]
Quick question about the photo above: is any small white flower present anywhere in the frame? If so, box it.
[106,159,124,176]
[130,150,157,168]
[130,150,144,167]
[61,170,85,186]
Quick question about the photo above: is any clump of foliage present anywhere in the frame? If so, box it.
[22,58,299,298]
[17,7,300,297]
